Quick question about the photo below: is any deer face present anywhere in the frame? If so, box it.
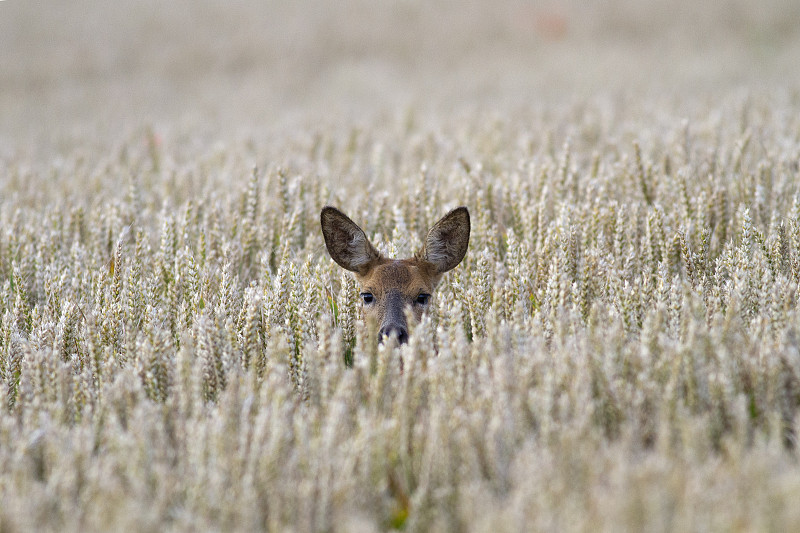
[321,206,470,344]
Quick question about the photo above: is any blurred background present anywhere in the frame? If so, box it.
[2,0,800,143]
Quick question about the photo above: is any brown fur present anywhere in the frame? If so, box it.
[321,206,470,343]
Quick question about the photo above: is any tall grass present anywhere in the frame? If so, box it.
[2,92,800,531]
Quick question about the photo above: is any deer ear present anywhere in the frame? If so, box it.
[421,207,470,273]
[320,206,380,274]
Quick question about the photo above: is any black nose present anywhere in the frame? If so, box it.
[379,325,408,344]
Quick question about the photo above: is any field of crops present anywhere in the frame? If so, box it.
[3,1,800,531]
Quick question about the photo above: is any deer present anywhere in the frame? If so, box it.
[321,205,470,345]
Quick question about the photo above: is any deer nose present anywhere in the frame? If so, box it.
[379,325,408,345]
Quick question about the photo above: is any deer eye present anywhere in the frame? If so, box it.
[361,292,374,304]
[415,293,430,306]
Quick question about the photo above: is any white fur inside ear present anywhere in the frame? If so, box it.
[347,232,373,269]
[425,241,452,269]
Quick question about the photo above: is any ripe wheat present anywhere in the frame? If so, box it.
[2,93,800,531]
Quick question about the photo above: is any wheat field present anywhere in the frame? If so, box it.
[3,1,800,532]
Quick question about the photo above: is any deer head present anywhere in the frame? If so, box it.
[321,206,470,344]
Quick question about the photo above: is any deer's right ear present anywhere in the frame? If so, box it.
[320,206,380,275]
[421,206,470,274]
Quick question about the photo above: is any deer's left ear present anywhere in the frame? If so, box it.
[321,206,381,275]
[420,206,470,273]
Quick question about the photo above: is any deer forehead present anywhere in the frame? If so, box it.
[358,259,438,294]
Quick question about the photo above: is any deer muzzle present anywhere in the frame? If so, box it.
[378,290,409,344]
